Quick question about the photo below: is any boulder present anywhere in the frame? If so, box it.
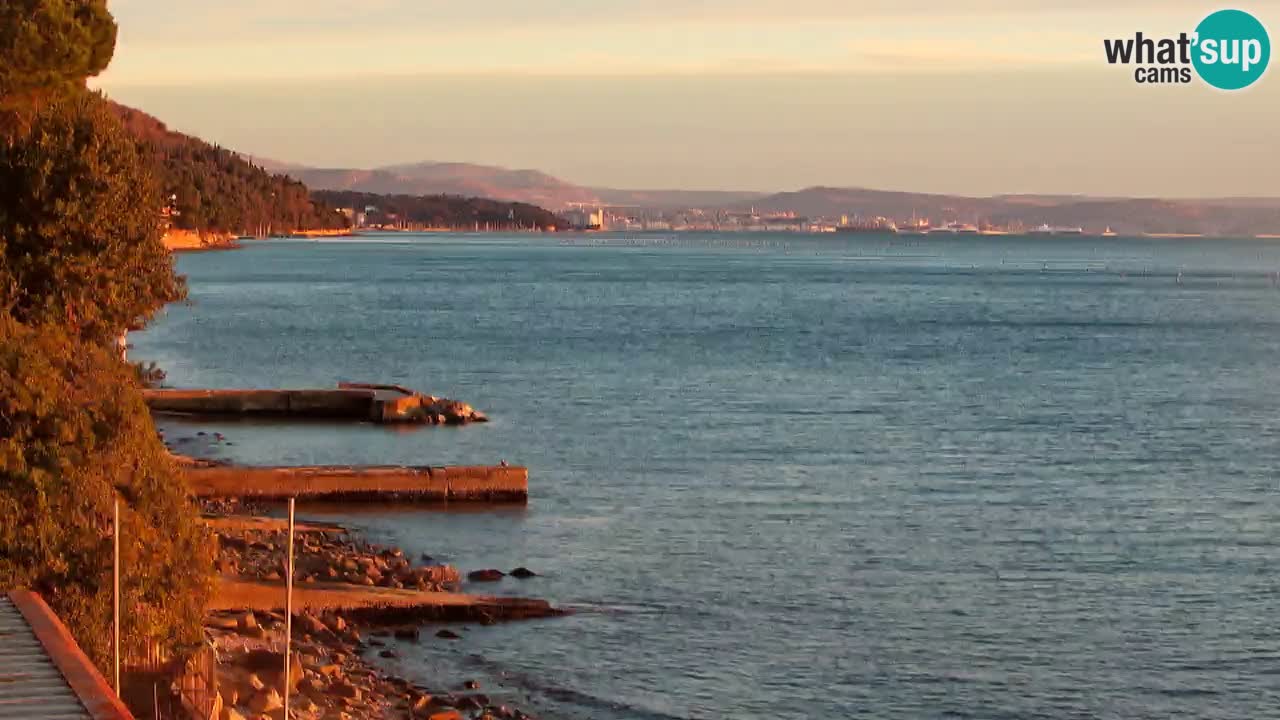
[236,612,258,632]
[411,695,435,714]
[247,688,283,714]
[219,706,247,720]
[462,679,480,690]
[327,680,361,700]
[205,615,240,631]
[509,567,537,579]
[435,629,460,640]
[394,627,420,642]
[299,613,328,636]
[467,569,505,582]
[427,712,463,720]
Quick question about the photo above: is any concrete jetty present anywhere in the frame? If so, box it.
[183,463,528,503]
[143,383,488,425]
[209,580,562,623]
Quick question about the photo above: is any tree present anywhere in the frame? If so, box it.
[0,0,116,101]
[0,91,184,345]
[0,1,212,683]
[0,316,213,668]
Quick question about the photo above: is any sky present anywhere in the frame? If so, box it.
[93,0,1280,196]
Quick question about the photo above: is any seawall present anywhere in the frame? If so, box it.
[183,464,528,503]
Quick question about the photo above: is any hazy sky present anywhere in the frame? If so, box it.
[94,0,1280,196]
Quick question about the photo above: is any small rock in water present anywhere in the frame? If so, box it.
[394,627,420,642]
[379,649,397,658]
[509,567,537,579]
[436,629,461,640]
[467,569,505,582]
[462,679,480,690]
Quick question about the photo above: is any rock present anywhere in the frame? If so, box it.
[394,627,420,642]
[379,649,397,658]
[420,553,435,563]
[205,615,239,631]
[467,569,505,582]
[219,706,247,720]
[327,680,362,700]
[427,712,463,720]
[435,629,460,640]
[242,649,303,691]
[300,613,327,636]
[317,663,344,680]
[411,695,435,714]
[247,688,283,714]
[509,567,537,578]
[241,624,267,640]
[462,680,480,690]
[327,615,347,633]
[247,674,266,692]
[237,611,258,632]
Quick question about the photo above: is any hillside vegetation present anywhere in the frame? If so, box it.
[110,102,349,236]
[314,189,561,230]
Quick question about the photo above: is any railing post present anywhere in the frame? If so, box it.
[113,497,121,694]
[283,497,295,718]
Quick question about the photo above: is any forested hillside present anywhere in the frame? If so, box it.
[110,102,349,235]
[314,190,561,230]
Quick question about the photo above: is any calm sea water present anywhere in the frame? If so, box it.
[134,233,1280,720]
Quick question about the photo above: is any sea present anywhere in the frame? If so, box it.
[132,232,1280,720]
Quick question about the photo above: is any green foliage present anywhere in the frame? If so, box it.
[111,103,350,236]
[0,0,116,106]
[0,2,213,683]
[315,190,561,230]
[0,316,213,668]
[0,91,184,344]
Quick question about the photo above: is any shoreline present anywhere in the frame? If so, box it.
[204,501,554,720]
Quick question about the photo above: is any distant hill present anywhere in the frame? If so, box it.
[737,186,1280,236]
[313,190,560,231]
[280,160,764,211]
[230,153,1280,236]
[110,103,348,236]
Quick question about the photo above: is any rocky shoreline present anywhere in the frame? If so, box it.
[204,503,553,720]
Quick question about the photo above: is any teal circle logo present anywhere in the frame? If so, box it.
[1193,9,1270,90]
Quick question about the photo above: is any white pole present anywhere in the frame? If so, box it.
[113,497,120,694]
[283,498,295,718]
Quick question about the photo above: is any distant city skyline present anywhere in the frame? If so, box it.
[95,0,1280,196]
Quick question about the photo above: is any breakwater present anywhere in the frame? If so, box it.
[144,383,488,425]
[184,463,528,503]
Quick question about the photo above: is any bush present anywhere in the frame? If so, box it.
[0,316,213,669]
